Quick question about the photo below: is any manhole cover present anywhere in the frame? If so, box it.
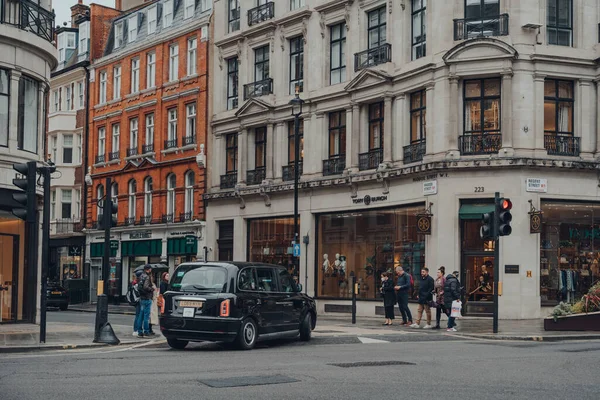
[199,374,300,388]
[329,361,415,368]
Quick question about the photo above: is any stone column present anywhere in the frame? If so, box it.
[303,113,319,176]
[274,122,285,179]
[38,83,48,155]
[578,79,594,159]
[500,70,514,157]
[533,74,547,156]
[266,122,275,180]
[383,96,393,163]
[345,106,354,170]
[214,135,223,188]
[446,75,460,159]
[8,70,21,147]
[161,237,168,263]
[350,103,360,169]
[425,83,435,157]
[237,127,247,185]
[394,93,406,163]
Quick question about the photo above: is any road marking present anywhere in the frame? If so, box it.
[357,337,390,344]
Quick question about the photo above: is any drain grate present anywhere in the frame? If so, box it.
[329,361,416,368]
[199,374,300,388]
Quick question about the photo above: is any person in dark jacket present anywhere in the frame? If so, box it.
[444,271,461,332]
[380,272,396,325]
[132,270,143,336]
[411,267,435,329]
[134,265,155,338]
[394,266,413,325]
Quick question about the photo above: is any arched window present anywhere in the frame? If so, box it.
[96,184,104,218]
[110,182,118,218]
[184,170,195,219]
[144,177,153,222]
[128,179,137,221]
[166,174,176,218]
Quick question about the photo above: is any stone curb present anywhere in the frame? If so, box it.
[454,333,600,342]
[0,340,144,354]
[67,307,136,316]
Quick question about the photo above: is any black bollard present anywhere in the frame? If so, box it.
[352,276,357,325]
[93,294,109,343]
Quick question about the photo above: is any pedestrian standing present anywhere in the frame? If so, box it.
[149,274,158,336]
[433,267,446,329]
[380,272,396,325]
[444,271,461,332]
[411,267,435,329]
[394,266,413,326]
[158,272,170,314]
[134,265,154,338]
[132,270,142,336]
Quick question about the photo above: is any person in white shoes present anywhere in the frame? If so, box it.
[410,267,435,329]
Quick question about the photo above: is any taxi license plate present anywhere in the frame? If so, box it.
[179,300,204,308]
[51,291,61,295]
[183,308,195,318]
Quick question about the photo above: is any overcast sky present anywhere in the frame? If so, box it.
[54,0,115,27]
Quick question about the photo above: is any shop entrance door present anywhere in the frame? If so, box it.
[90,266,99,303]
[0,234,19,323]
[462,254,495,317]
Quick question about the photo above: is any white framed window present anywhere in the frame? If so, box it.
[113,66,121,100]
[184,170,195,216]
[51,135,57,163]
[74,189,81,221]
[50,190,56,220]
[66,85,72,110]
[114,22,124,49]
[128,179,137,220]
[57,32,76,63]
[99,71,107,103]
[63,134,74,164]
[186,103,196,139]
[147,6,157,34]
[200,0,211,12]
[164,0,174,27]
[98,127,106,157]
[184,0,195,19]
[112,124,120,153]
[53,90,59,112]
[79,21,89,55]
[187,37,197,76]
[166,174,176,216]
[96,185,104,218]
[76,134,82,164]
[110,183,118,218]
[128,15,138,43]
[290,0,305,10]
[145,113,154,146]
[144,177,153,218]
[61,189,73,219]
[130,118,138,151]
[168,108,177,141]
[131,59,140,93]
[146,52,156,88]
[78,81,84,108]
[169,44,179,81]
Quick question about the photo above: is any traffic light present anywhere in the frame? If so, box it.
[12,162,37,221]
[497,197,513,236]
[480,211,495,239]
[98,199,118,229]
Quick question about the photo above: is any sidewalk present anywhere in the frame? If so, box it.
[69,303,136,315]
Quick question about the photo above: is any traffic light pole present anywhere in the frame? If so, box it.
[39,167,52,343]
[102,177,112,297]
[493,192,500,334]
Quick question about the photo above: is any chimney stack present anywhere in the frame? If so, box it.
[70,0,90,27]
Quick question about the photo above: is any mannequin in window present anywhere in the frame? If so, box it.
[322,254,331,275]
[333,253,341,277]
[480,264,491,286]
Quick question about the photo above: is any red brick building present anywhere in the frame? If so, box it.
[85,0,211,297]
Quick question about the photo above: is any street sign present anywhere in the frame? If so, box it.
[293,243,301,257]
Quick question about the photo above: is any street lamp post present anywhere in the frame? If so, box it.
[289,89,304,278]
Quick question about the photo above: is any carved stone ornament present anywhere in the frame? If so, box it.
[259,185,272,207]
[234,186,246,209]
[388,0,392,13]
[319,12,325,38]
[268,32,275,52]
[236,40,243,58]
[302,18,308,43]
[279,25,285,51]
[218,47,223,70]
[344,4,351,30]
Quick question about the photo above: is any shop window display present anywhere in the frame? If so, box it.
[248,217,297,276]
[540,202,600,306]
[317,206,426,300]
[58,246,83,280]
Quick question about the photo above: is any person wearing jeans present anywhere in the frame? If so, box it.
[135,264,155,337]
[444,271,461,332]
[394,266,413,325]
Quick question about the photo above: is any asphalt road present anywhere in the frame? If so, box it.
[0,332,598,400]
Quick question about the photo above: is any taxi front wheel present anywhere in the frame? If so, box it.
[167,338,188,350]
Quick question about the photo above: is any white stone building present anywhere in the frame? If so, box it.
[205,0,600,320]
[0,0,57,322]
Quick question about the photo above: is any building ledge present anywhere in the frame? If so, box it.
[161,144,197,156]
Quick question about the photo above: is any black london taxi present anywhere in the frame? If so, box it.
[159,262,317,350]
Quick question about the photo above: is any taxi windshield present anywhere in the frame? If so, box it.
[170,265,228,292]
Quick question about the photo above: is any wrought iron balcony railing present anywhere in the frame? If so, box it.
[322,157,346,176]
[95,154,105,164]
[50,219,83,235]
[282,162,303,182]
[243,78,273,100]
[358,148,383,171]
[544,135,580,157]
[142,143,154,154]
[0,0,55,42]
[246,167,266,186]
[140,215,152,225]
[220,172,238,189]
[180,212,192,222]
[453,13,509,41]
[459,134,502,155]
[162,214,174,224]
[248,1,274,26]
[183,136,196,146]
[108,151,120,161]
[164,139,177,149]
[127,147,138,157]
[403,139,426,164]
[354,43,392,71]
[125,217,136,226]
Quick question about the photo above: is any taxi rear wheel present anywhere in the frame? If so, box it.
[236,318,257,350]
[167,338,188,350]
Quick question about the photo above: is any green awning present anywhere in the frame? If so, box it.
[90,242,118,258]
[167,237,198,255]
[121,240,162,257]
[459,204,495,220]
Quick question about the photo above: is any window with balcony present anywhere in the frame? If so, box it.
[289,37,304,94]
[245,46,272,100]
[405,90,426,163]
[99,71,107,104]
[147,52,156,88]
[355,7,390,70]
[128,118,138,156]
[113,66,121,100]
[461,78,501,155]
[547,0,572,46]
[114,22,124,49]
[291,0,304,10]
[330,23,346,85]
[544,79,577,156]
[169,44,179,82]
[454,0,507,40]
[143,177,153,223]
[63,134,74,164]
[412,0,427,60]
[164,0,174,27]
[131,59,140,93]
[221,133,238,189]
[166,174,176,221]
[128,15,138,43]
[248,127,266,185]
[358,102,384,170]
[284,120,304,181]
[17,76,39,153]
[249,1,275,26]
[229,0,240,32]
[147,6,157,34]
[111,124,120,160]
[187,37,197,76]
[167,108,177,149]
[97,127,106,163]
[323,111,346,176]
[184,0,195,19]
[0,69,8,145]
[128,179,137,222]
[62,189,72,219]
[185,103,196,145]
[227,57,239,109]
[184,171,195,221]
[145,113,154,153]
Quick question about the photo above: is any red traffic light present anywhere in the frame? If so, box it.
[500,199,512,210]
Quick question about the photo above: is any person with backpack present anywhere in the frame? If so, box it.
[128,270,143,336]
[134,265,155,338]
[394,266,413,326]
